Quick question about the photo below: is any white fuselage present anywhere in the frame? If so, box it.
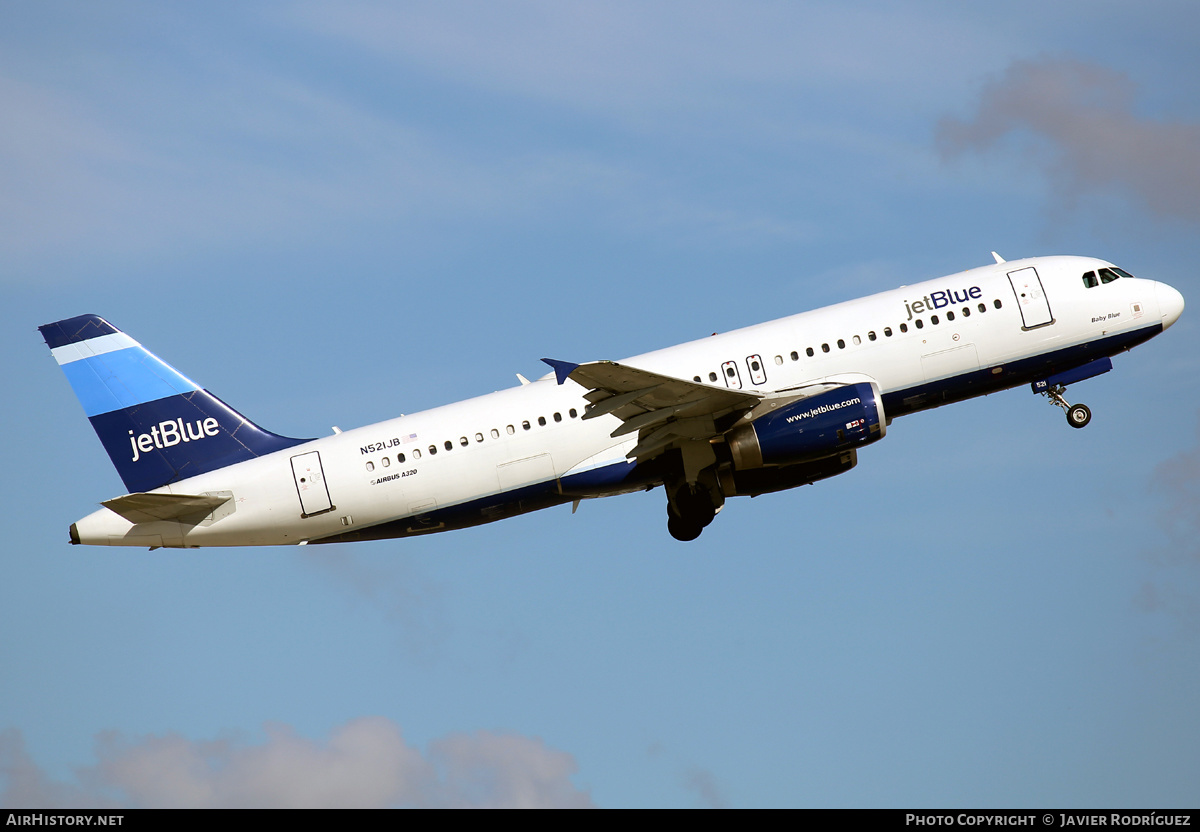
[71,256,1183,547]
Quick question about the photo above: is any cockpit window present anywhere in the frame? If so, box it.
[1084,267,1133,288]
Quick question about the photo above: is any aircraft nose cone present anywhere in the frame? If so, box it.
[1156,281,1185,329]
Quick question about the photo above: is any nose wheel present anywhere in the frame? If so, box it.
[1044,385,1092,429]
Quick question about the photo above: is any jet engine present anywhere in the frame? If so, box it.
[718,381,886,497]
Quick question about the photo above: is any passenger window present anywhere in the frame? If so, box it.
[538,416,546,426]
[868,331,876,341]
[506,425,515,435]
[553,412,562,423]
[413,449,421,459]
[837,339,845,349]
[946,311,954,321]
[522,420,531,431]
[853,335,862,345]
[821,343,830,353]
[693,376,701,382]
[708,372,718,381]
[475,433,484,442]
[884,327,892,337]
[459,436,468,447]
[900,323,908,333]
[398,453,405,463]
[915,319,924,329]
[569,408,578,418]
[366,461,375,472]
[978,303,986,313]
[1082,271,1098,288]
[790,351,799,361]
[429,445,437,455]
[491,429,500,439]
[806,347,814,357]
[994,299,1002,309]
[962,307,970,317]
[774,355,783,365]
[382,457,390,467]
[931,315,939,325]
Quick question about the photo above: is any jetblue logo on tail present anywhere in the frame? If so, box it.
[41,314,310,494]
[129,418,220,462]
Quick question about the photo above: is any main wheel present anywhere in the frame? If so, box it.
[667,513,703,542]
[666,485,717,538]
[1067,403,1092,429]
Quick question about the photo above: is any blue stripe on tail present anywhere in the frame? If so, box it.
[40,315,310,493]
[60,347,201,417]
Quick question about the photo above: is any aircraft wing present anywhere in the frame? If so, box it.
[542,359,761,461]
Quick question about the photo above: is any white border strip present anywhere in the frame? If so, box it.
[50,332,140,365]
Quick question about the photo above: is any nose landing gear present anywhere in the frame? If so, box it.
[1043,384,1092,429]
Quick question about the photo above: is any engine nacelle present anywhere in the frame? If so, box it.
[718,450,857,498]
[726,381,886,470]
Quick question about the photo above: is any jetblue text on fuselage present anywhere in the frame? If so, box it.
[129,418,220,462]
[785,396,862,424]
[904,285,983,321]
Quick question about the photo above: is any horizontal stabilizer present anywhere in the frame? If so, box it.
[101,492,231,524]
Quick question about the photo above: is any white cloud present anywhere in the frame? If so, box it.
[0,730,115,810]
[1,718,593,809]
[938,58,1200,223]
[0,67,508,267]
[683,766,727,809]
[300,550,447,659]
[1152,416,1200,564]
[427,732,594,809]
[294,0,992,126]
[1129,415,1200,636]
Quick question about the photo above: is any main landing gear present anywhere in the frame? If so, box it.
[1043,384,1092,429]
[666,482,722,542]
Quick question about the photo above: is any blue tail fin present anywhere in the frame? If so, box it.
[40,314,309,493]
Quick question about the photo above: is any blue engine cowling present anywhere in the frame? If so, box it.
[718,449,858,498]
[726,381,886,470]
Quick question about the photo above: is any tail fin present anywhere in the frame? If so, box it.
[40,314,309,493]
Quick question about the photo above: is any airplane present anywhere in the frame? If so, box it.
[41,253,1184,547]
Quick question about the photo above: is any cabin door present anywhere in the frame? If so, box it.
[1007,267,1055,330]
[291,451,335,517]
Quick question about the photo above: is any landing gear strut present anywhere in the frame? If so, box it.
[1043,384,1092,429]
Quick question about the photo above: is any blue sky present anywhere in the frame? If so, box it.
[3,1,1199,808]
